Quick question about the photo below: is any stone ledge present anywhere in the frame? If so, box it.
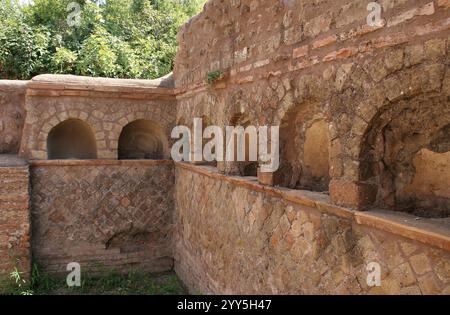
[26,89,176,100]
[175,162,450,253]
[0,155,28,167]
[0,80,28,92]
[30,159,174,167]
[30,73,174,88]
[26,74,176,99]
[355,210,450,252]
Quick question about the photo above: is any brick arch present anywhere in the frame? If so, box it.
[118,118,170,160]
[274,98,331,191]
[110,110,173,153]
[41,112,100,141]
[46,118,98,160]
[33,112,102,160]
[330,59,448,210]
[272,92,297,127]
[272,73,330,127]
[338,57,448,165]
[357,93,450,217]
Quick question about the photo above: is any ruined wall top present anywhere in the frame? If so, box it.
[0,80,28,91]
[174,0,449,90]
[28,73,175,93]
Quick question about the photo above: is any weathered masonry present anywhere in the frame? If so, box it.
[1,75,177,275]
[1,0,450,294]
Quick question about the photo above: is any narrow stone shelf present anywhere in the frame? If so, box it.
[30,159,173,167]
[0,154,28,167]
[176,162,450,253]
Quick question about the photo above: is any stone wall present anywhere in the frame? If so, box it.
[30,160,175,274]
[0,156,31,278]
[174,0,450,215]
[174,164,450,295]
[0,81,27,154]
[0,0,449,295]
[20,74,176,160]
[172,0,450,294]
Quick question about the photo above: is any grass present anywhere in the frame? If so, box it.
[0,265,187,295]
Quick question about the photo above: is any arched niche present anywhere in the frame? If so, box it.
[47,119,97,160]
[277,102,330,192]
[118,119,168,160]
[360,95,450,218]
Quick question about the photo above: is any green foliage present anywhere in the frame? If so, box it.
[0,0,206,79]
[1,264,53,295]
[68,270,185,295]
[8,267,33,295]
[207,70,224,85]
[0,12,51,79]
[51,47,78,73]
[0,264,185,295]
[76,26,118,77]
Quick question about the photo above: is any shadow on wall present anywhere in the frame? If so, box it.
[47,118,170,161]
[118,119,167,160]
[276,102,330,192]
[47,119,97,160]
[360,94,450,218]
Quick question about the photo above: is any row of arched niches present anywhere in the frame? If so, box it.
[47,112,450,219]
[47,118,166,160]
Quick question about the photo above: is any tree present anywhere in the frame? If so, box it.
[0,1,51,79]
[0,0,206,79]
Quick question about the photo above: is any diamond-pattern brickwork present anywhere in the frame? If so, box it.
[31,162,175,274]
[175,167,450,295]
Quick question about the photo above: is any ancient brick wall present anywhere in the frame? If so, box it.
[30,160,175,274]
[0,156,31,278]
[20,74,176,160]
[0,0,449,294]
[174,165,450,294]
[174,0,450,215]
[0,81,27,154]
[173,0,450,294]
